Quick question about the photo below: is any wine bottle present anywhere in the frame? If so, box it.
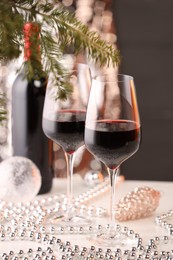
[11,22,54,194]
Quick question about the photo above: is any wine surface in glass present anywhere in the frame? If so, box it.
[43,109,86,153]
[85,119,141,169]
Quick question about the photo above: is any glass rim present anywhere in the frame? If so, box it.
[59,63,90,76]
[93,73,134,82]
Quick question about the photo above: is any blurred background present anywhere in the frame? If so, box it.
[70,0,173,181]
[58,0,173,181]
[1,0,173,181]
[113,0,173,181]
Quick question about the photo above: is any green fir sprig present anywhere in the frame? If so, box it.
[0,92,7,121]
[0,0,120,121]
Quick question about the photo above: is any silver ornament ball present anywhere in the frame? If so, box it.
[84,170,104,187]
[0,156,41,202]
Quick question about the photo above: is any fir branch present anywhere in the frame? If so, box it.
[0,93,7,122]
[0,111,7,122]
[0,0,120,66]
[52,7,120,66]
[0,0,121,120]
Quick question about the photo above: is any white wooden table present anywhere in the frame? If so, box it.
[1,175,173,256]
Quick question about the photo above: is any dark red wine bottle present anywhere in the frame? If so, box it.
[11,22,54,194]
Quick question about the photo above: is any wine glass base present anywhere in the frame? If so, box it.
[89,234,137,249]
[45,210,93,227]
[88,224,139,249]
[52,215,92,227]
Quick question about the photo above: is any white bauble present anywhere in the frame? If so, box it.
[0,156,41,202]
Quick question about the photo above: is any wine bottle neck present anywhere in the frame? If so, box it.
[23,22,41,62]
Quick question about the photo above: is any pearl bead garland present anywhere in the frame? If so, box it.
[0,179,173,259]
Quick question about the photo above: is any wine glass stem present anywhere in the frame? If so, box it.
[64,152,75,211]
[107,167,119,225]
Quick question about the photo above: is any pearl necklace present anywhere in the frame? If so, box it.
[0,179,173,259]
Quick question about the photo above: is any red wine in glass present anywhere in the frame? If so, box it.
[43,109,86,154]
[85,120,141,169]
[42,63,91,226]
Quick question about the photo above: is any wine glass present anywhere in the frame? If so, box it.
[42,63,91,226]
[84,73,141,246]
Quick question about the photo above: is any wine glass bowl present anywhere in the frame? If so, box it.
[42,63,91,226]
[84,73,141,246]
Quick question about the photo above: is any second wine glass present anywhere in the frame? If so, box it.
[84,73,141,247]
[42,63,91,226]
